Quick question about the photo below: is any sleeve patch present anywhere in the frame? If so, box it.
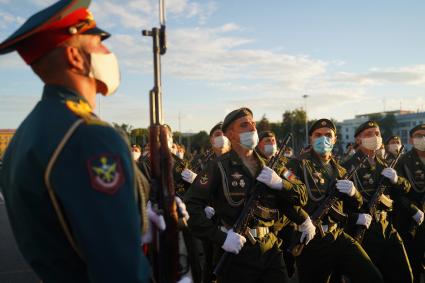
[87,154,125,195]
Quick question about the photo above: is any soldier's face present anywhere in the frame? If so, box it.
[310,128,336,145]
[356,127,381,145]
[388,138,401,145]
[227,115,256,143]
[259,136,276,148]
[409,129,425,144]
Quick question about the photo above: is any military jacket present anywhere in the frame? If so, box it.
[287,150,363,227]
[172,154,191,196]
[184,149,307,248]
[0,85,150,283]
[396,149,425,214]
[342,150,411,211]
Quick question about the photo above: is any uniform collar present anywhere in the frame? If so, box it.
[41,84,90,104]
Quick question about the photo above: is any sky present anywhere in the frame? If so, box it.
[0,0,425,133]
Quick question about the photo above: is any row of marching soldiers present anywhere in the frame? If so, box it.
[136,107,424,283]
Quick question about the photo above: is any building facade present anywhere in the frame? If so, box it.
[0,129,15,158]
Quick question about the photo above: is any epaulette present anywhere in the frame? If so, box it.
[65,99,109,127]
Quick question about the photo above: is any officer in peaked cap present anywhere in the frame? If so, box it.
[0,1,154,282]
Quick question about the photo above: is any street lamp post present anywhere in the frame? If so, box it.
[303,94,309,147]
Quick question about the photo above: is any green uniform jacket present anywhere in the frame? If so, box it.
[287,150,364,237]
[395,149,425,229]
[342,150,411,239]
[184,149,307,251]
[0,85,150,283]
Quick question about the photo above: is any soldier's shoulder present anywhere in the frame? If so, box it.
[64,98,110,127]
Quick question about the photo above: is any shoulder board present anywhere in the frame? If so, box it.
[65,99,109,127]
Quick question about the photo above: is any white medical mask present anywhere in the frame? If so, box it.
[361,136,382,151]
[239,131,259,150]
[413,137,425,151]
[263,144,277,156]
[132,151,141,161]
[388,144,401,155]
[176,152,184,159]
[284,152,293,158]
[90,52,120,96]
[213,136,230,149]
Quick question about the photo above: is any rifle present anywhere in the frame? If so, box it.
[174,148,215,175]
[353,145,404,243]
[288,154,368,257]
[213,134,292,276]
[142,1,180,282]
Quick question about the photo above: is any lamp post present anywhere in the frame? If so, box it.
[303,94,309,146]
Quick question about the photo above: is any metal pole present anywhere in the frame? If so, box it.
[303,94,309,146]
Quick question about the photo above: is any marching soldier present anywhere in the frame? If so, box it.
[286,119,383,283]
[343,120,413,283]
[385,135,403,165]
[200,122,231,283]
[0,1,152,282]
[395,124,425,283]
[184,107,310,283]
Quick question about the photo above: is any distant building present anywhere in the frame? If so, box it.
[0,129,15,158]
[339,110,425,149]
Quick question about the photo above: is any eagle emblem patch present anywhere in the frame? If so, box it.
[88,154,124,194]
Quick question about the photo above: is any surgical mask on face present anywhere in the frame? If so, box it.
[213,135,230,149]
[361,136,382,151]
[177,152,184,159]
[388,144,401,155]
[413,137,425,151]
[284,152,293,158]
[313,136,334,155]
[89,52,120,96]
[239,131,259,150]
[167,138,173,151]
[348,149,356,156]
[263,144,277,156]
[132,151,141,161]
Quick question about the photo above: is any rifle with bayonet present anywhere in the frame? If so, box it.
[142,1,181,282]
[288,154,368,257]
[213,134,292,276]
[353,145,404,243]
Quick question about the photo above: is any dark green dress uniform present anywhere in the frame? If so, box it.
[0,85,150,283]
[184,149,307,283]
[396,149,425,283]
[172,154,192,196]
[343,150,413,283]
[287,150,382,283]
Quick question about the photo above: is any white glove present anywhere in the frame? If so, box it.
[142,201,166,244]
[221,229,246,254]
[336,180,357,197]
[298,217,316,245]
[381,168,398,184]
[356,213,372,228]
[412,210,424,225]
[177,276,192,283]
[256,166,283,190]
[175,196,190,222]
[181,168,197,184]
[204,206,215,219]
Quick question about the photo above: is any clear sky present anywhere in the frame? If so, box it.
[1,0,424,133]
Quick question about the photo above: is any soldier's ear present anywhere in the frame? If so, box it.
[65,46,86,73]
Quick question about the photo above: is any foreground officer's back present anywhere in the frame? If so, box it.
[0,1,150,282]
